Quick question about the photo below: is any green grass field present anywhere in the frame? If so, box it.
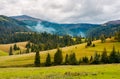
[0,64,119,79]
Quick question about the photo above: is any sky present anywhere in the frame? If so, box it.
[0,0,120,24]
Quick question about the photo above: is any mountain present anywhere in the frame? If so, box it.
[103,20,120,26]
[0,15,30,34]
[11,15,100,36]
[87,20,120,38]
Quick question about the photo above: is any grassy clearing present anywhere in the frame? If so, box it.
[0,50,7,56]
[0,39,120,67]
[0,41,28,52]
[0,64,119,79]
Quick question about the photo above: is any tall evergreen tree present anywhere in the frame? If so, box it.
[109,46,117,63]
[54,48,63,65]
[100,34,106,43]
[34,51,40,67]
[45,53,51,66]
[92,52,100,64]
[101,48,108,63]
[64,54,69,65]
[69,53,77,65]
[9,46,13,55]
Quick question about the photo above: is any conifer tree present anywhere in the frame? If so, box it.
[34,51,40,67]
[65,54,69,65]
[109,46,117,63]
[54,48,63,65]
[92,52,100,64]
[45,53,51,66]
[101,48,108,63]
[69,53,77,65]
[9,46,13,55]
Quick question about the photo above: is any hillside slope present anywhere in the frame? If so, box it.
[0,38,120,67]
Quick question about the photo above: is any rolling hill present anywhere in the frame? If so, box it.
[0,38,120,67]
[0,15,30,34]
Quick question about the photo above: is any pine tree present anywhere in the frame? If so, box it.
[82,56,89,63]
[101,48,108,63]
[92,52,100,64]
[26,42,31,48]
[65,54,69,65]
[69,53,77,65]
[45,53,51,66]
[54,48,63,65]
[109,46,117,63]
[34,51,40,67]
[9,46,13,55]
[100,34,106,43]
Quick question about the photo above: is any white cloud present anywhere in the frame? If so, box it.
[0,0,120,24]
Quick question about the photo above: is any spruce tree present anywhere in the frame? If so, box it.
[45,53,51,66]
[109,46,117,63]
[92,52,100,64]
[101,48,108,63]
[69,53,77,65]
[65,54,69,65]
[100,34,106,43]
[54,48,63,65]
[34,51,40,67]
[82,56,89,63]
[9,46,13,55]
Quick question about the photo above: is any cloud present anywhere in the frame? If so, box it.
[0,0,120,24]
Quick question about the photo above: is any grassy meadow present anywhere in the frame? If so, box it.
[0,38,120,67]
[0,64,119,79]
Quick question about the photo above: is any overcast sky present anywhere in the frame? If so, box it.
[0,0,120,24]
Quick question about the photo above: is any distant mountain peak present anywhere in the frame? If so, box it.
[104,20,120,26]
[11,15,42,21]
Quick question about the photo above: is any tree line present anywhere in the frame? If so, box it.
[34,46,120,67]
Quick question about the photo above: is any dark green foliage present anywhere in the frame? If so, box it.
[64,54,69,65]
[82,56,89,63]
[26,48,30,53]
[45,53,51,66]
[13,44,20,51]
[75,36,82,44]
[92,44,95,47]
[92,52,100,64]
[100,34,106,43]
[86,38,92,46]
[9,46,13,55]
[101,48,108,63]
[114,31,120,42]
[90,56,93,62]
[69,53,77,65]
[54,48,63,65]
[26,42,31,48]
[34,51,40,67]
[109,46,118,63]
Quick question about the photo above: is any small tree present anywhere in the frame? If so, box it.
[92,52,100,64]
[64,54,69,65]
[9,46,13,55]
[100,34,106,43]
[69,53,77,65]
[54,48,63,65]
[26,42,31,48]
[109,46,117,63]
[34,51,40,67]
[101,48,108,63]
[82,56,89,63]
[45,53,51,66]
[26,48,30,53]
